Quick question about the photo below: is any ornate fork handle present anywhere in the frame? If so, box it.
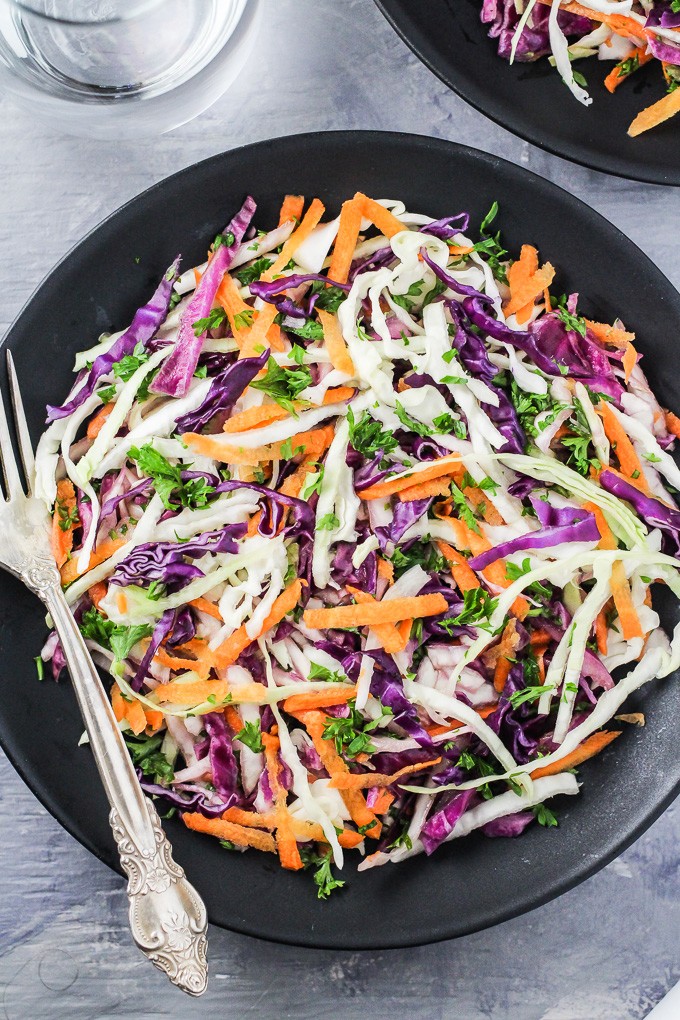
[40,575,208,996]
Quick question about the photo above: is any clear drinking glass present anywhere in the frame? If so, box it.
[0,0,261,138]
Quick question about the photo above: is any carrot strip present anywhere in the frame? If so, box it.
[317,308,356,376]
[345,586,408,654]
[355,193,405,239]
[182,424,334,466]
[595,608,609,656]
[182,812,277,853]
[298,710,380,837]
[532,731,621,780]
[154,646,212,681]
[224,704,244,734]
[278,194,305,226]
[213,578,303,670]
[88,581,108,609]
[265,198,326,280]
[448,244,475,256]
[327,198,364,285]
[225,387,353,437]
[144,708,164,732]
[221,809,364,848]
[215,271,252,339]
[664,410,680,439]
[282,686,358,714]
[238,303,280,360]
[504,259,556,319]
[303,592,447,631]
[629,86,680,137]
[583,500,617,550]
[86,402,114,440]
[377,557,394,584]
[51,479,78,569]
[223,403,290,433]
[111,683,147,736]
[329,758,442,790]
[493,619,519,693]
[622,343,638,383]
[604,47,653,93]
[60,536,127,585]
[611,560,644,640]
[358,454,462,500]
[436,540,480,593]
[597,401,650,492]
[371,790,395,814]
[507,245,539,325]
[585,320,636,348]
[398,477,452,502]
[262,731,303,870]
[189,596,223,621]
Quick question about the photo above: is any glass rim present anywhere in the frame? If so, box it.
[0,0,163,26]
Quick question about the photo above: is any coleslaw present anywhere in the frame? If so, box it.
[37,190,680,897]
[481,1,680,137]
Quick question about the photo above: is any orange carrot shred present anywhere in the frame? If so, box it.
[532,731,620,780]
[303,592,447,631]
[318,308,355,376]
[60,535,127,586]
[328,758,442,790]
[51,479,78,569]
[182,813,277,853]
[86,402,114,440]
[213,578,303,670]
[328,198,364,285]
[278,194,305,227]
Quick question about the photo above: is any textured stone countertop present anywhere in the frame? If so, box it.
[0,1,679,1017]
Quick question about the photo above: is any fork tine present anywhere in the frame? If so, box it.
[6,351,34,494]
[0,352,24,500]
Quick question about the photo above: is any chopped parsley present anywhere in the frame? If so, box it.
[128,443,216,511]
[533,804,558,828]
[555,307,587,337]
[440,587,498,632]
[250,357,312,414]
[347,406,398,457]
[318,513,340,531]
[300,847,346,899]
[124,731,174,785]
[309,662,347,684]
[235,720,264,754]
[193,307,228,336]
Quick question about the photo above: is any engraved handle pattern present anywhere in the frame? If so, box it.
[39,582,209,996]
[111,800,208,997]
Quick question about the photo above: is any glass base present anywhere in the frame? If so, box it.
[0,0,261,138]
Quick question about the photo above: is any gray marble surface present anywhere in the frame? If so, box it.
[0,1,679,1017]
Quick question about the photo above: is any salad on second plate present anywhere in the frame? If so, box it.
[37,190,680,897]
[481,0,680,136]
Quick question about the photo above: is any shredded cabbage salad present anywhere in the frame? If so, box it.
[481,0,680,137]
[37,190,680,897]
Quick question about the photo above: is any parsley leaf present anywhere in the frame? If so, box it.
[124,731,174,785]
[285,319,324,341]
[235,720,264,753]
[193,307,228,337]
[449,480,480,534]
[309,280,347,314]
[508,684,553,709]
[390,539,446,580]
[300,847,346,899]
[347,406,398,457]
[233,257,273,286]
[309,662,347,684]
[533,804,558,827]
[318,513,340,531]
[555,307,587,337]
[440,587,498,632]
[128,443,215,511]
[250,357,312,414]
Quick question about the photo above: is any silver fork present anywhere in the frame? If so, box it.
[0,351,208,996]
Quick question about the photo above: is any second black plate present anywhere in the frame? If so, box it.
[376,0,680,186]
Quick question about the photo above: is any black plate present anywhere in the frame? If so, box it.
[376,0,680,186]
[2,131,680,950]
